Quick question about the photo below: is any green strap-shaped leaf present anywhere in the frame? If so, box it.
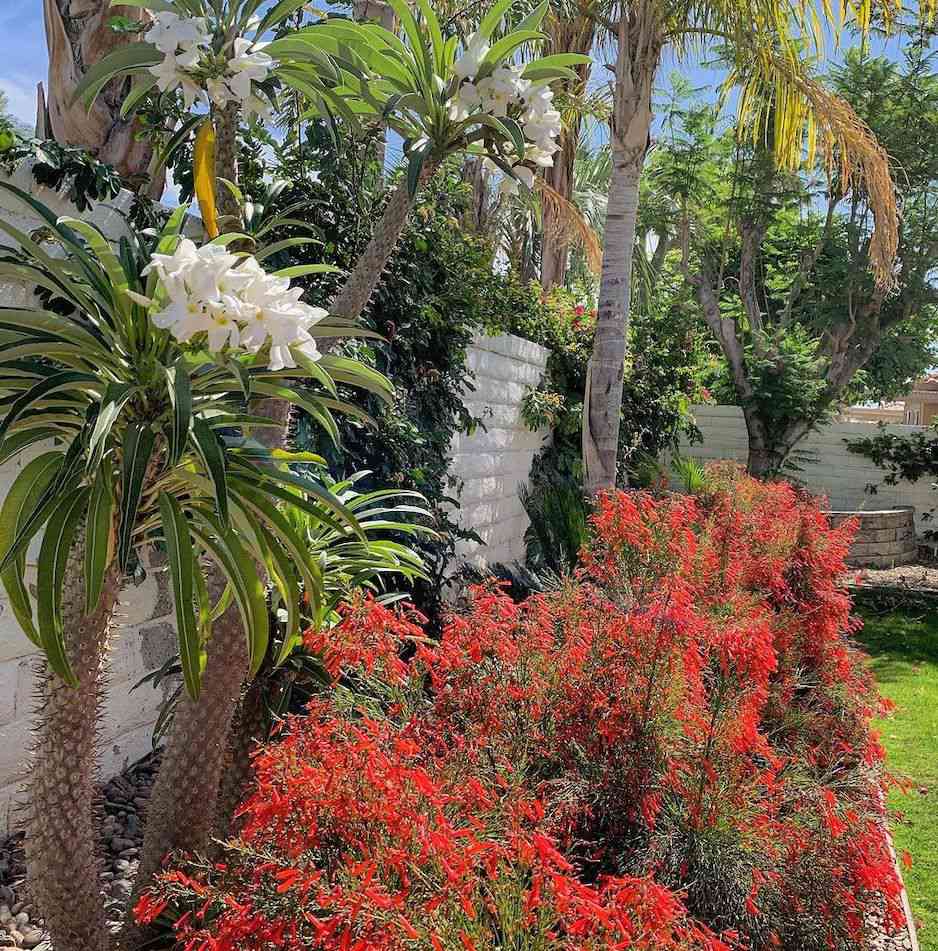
[118,423,155,574]
[88,383,135,474]
[166,360,193,467]
[232,462,364,539]
[0,428,61,467]
[189,510,269,678]
[0,371,99,444]
[71,42,161,108]
[191,417,228,525]
[228,481,324,635]
[259,524,302,666]
[0,452,64,645]
[478,0,519,38]
[158,493,204,699]
[84,467,115,614]
[37,486,91,686]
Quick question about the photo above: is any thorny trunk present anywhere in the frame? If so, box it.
[43,0,162,196]
[214,676,268,836]
[213,101,242,229]
[331,159,441,320]
[25,543,120,951]
[127,579,250,943]
[583,8,659,494]
[212,160,443,837]
[126,105,249,942]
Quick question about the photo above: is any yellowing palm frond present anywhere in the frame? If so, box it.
[735,49,898,287]
[536,178,603,274]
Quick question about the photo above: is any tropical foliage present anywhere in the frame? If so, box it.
[0,183,387,697]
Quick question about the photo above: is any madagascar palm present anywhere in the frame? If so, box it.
[581,0,909,493]
[282,0,590,318]
[0,183,390,950]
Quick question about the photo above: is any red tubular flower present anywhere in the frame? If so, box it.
[142,467,900,951]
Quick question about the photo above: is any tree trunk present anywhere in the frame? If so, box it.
[331,158,440,320]
[43,0,162,196]
[209,161,442,838]
[213,101,242,229]
[746,438,788,479]
[541,135,575,290]
[214,676,268,837]
[25,545,120,951]
[125,104,249,943]
[126,586,250,943]
[582,11,658,494]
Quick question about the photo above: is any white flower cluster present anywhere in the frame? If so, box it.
[141,239,326,372]
[146,11,274,119]
[450,32,562,194]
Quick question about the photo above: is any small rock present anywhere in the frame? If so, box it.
[118,848,139,859]
[10,903,24,916]
[7,931,23,945]
[109,837,135,853]
[14,912,28,928]
[20,930,43,949]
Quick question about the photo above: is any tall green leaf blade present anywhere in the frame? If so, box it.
[192,417,229,525]
[118,423,155,574]
[36,486,91,686]
[166,360,193,467]
[0,452,64,645]
[189,510,269,677]
[158,492,203,699]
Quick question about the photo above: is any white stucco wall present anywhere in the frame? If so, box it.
[675,404,938,531]
[450,333,551,569]
[0,168,175,832]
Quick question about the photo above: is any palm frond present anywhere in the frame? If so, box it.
[536,178,603,273]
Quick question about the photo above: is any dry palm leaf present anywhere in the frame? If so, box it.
[537,178,603,275]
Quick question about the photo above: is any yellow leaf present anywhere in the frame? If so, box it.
[194,119,219,240]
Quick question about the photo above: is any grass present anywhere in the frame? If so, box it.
[854,601,938,951]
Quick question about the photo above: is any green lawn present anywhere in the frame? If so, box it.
[855,603,938,951]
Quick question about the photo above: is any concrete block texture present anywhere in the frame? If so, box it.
[674,406,938,535]
[450,333,550,570]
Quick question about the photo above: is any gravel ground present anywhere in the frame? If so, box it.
[853,563,938,593]
[0,750,160,949]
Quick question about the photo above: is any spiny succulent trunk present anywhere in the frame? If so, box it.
[25,539,119,951]
[127,588,250,939]
[122,104,253,938]
[214,676,268,837]
[213,101,241,228]
[331,159,439,319]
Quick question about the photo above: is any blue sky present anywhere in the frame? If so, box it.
[0,0,46,129]
[0,3,918,138]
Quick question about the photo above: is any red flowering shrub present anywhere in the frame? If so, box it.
[140,468,901,950]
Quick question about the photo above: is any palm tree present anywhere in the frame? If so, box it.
[581,0,910,494]
[540,5,598,289]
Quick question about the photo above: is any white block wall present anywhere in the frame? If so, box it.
[0,168,176,832]
[450,334,551,568]
[675,405,938,531]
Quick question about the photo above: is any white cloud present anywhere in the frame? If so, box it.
[0,73,40,128]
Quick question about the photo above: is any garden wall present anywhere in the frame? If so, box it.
[0,168,176,832]
[674,405,937,532]
[450,333,551,569]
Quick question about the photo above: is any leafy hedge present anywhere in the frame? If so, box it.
[138,468,903,951]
